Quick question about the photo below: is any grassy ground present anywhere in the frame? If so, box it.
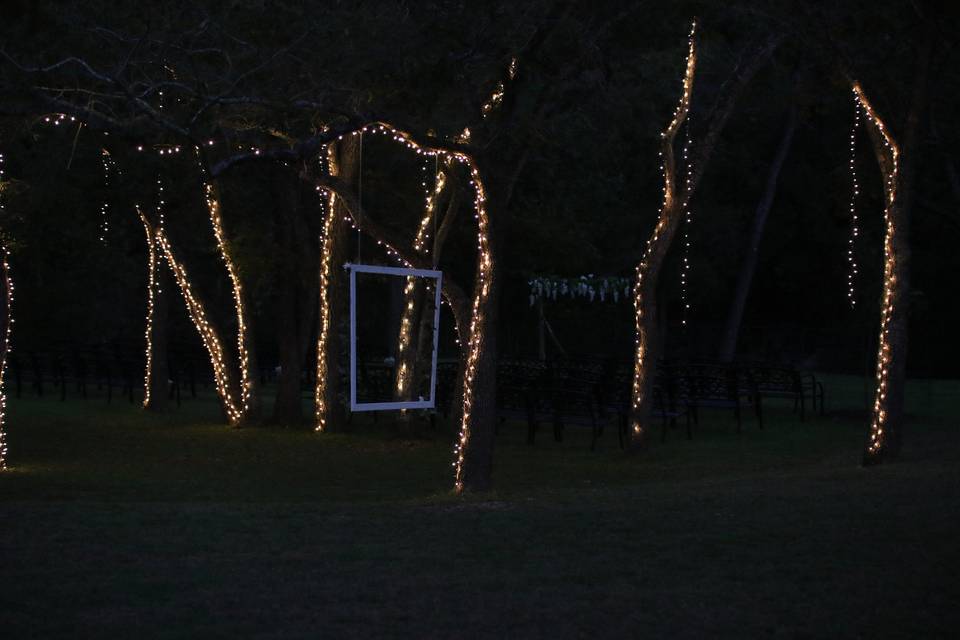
[1,375,958,638]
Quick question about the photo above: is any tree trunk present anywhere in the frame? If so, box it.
[719,103,799,361]
[455,249,500,493]
[315,137,360,431]
[859,29,931,464]
[146,266,171,412]
[629,31,780,443]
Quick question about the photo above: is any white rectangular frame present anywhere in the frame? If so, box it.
[346,263,443,412]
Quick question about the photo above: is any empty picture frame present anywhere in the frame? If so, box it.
[346,263,443,411]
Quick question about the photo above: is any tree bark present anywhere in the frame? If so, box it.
[719,102,799,361]
[273,173,306,425]
[146,267,171,412]
[315,137,360,431]
[860,28,931,464]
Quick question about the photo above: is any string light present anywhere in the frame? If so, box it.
[0,247,12,470]
[480,57,518,119]
[99,149,117,244]
[0,152,13,469]
[846,96,862,308]
[311,122,493,493]
[395,162,447,398]
[314,147,336,431]
[202,181,253,420]
[630,20,697,437]
[153,219,246,424]
[852,83,900,460]
[138,207,159,408]
[679,119,694,326]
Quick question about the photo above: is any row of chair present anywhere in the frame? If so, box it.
[493,359,826,450]
[5,346,210,404]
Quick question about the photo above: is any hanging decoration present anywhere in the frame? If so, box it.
[0,245,12,470]
[852,83,900,461]
[846,96,862,309]
[679,118,695,326]
[0,152,13,469]
[99,149,118,244]
[528,275,632,305]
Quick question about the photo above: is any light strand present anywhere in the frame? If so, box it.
[314,147,336,431]
[0,151,13,469]
[0,247,12,470]
[99,149,117,244]
[679,118,694,326]
[846,97,862,308]
[202,181,253,420]
[153,220,245,424]
[395,162,447,398]
[139,208,158,408]
[852,83,900,459]
[630,20,697,437]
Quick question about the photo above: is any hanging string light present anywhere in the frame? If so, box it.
[0,246,12,470]
[0,152,13,469]
[852,83,900,460]
[630,20,697,437]
[846,96,862,309]
[99,149,117,244]
[679,118,695,327]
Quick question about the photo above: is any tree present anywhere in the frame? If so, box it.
[629,22,780,443]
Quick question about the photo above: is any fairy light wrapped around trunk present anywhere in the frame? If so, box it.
[630,21,697,439]
[395,165,447,400]
[202,182,254,420]
[852,83,902,462]
[138,209,159,408]
[152,220,246,424]
[314,146,337,431]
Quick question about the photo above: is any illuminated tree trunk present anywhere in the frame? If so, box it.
[204,182,259,424]
[857,31,930,464]
[146,268,172,412]
[314,137,359,431]
[719,102,798,361]
[394,177,459,413]
[629,26,780,444]
[456,259,499,492]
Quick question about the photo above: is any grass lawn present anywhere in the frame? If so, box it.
[1,374,958,638]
